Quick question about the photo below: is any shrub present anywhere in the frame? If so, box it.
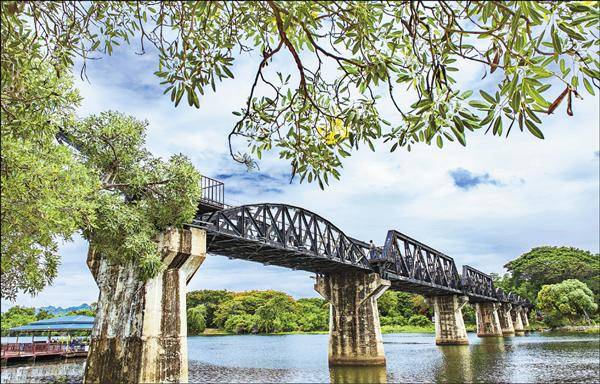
[224,314,258,334]
[187,305,207,335]
[408,314,432,327]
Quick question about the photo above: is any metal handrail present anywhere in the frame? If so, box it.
[200,176,225,208]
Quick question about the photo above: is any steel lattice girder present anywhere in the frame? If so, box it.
[193,203,372,273]
[190,203,533,307]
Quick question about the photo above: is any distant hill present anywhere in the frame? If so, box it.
[37,303,92,315]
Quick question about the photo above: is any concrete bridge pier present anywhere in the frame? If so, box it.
[512,306,525,335]
[498,303,515,336]
[474,302,503,337]
[315,271,390,366]
[428,295,469,345]
[84,227,206,384]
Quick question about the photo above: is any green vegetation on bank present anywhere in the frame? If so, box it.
[3,245,597,335]
[184,289,475,336]
[494,246,599,329]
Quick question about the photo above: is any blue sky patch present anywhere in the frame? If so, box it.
[449,168,503,190]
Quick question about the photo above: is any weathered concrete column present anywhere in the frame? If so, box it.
[475,302,503,337]
[428,295,469,345]
[498,303,515,336]
[315,271,390,366]
[84,227,206,384]
[511,305,525,335]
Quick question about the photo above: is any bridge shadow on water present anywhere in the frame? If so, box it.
[329,366,388,384]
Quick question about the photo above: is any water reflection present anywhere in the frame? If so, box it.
[0,333,598,383]
[434,345,473,383]
[329,365,387,384]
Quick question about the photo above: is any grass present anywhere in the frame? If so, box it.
[381,325,435,333]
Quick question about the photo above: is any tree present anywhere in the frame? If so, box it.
[35,309,55,321]
[503,246,599,302]
[295,298,328,332]
[3,2,599,189]
[1,1,202,300]
[223,314,259,334]
[0,306,36,335]
[187,290,234,328]
[255,294,298,333]
[407,314,433,328]
[378,291,432,325]
[537,279,598,327]
[187,305,207,335]
[65,308,96,317]
[1,57,97,300]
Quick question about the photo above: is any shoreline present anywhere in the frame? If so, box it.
[195,326,439,336]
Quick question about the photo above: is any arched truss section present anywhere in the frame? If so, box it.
[462,265,496,302]
[369,230,462,296]
[193,203,372,273]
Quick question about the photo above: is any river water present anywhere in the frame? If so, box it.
[1,332,598,383]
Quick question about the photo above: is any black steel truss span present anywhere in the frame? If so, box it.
[369,230,462,296]
[190,201,532,307]
[193,203,372,273]
[461,265,495,302]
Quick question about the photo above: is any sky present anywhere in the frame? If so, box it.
[2,37,599,310]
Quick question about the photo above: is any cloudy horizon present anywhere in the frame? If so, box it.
[2,45,599,310]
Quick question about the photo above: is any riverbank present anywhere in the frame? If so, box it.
[548,325,600,334]
[198,326,444,336]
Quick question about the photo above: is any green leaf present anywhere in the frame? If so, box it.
[583,78,595,96]
[493,116,503,136]
[525,119,544,139]
[480,90,496,104]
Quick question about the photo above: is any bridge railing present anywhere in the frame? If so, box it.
[198,176,225,213]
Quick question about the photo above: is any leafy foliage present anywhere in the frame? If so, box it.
[408,314,432,328]
[377,291,434,326]
[0,306,37,336]
[188,289,329,334]
[187,305,207,335]
[498,246,600,303]
[1,2,202,299]
[67,112,202,280]
[64,308,97,317]
[187,290,234,328]
[1,55,98,300]
[3,1,599,188]
[537,279,598,327]
[35,309,56,321]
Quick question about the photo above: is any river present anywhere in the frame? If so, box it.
[1,332,598,383]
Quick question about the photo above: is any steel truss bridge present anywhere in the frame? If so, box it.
[191,178,531,308]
